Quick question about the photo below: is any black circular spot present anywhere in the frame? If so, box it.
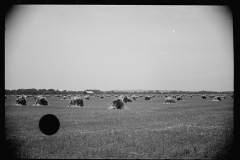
[39,114,60,135]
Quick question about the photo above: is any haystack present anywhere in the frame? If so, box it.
[145,96,151,100]
[61,96,70,100]
[132,96,136,100]
[122,96,132,103]
[212,96,221,101]
[176,96,183,101]
[84,95,90,100]
[16,95,27,105]
[164,97,176,104]
[32,96,49,106]
[208,95,215,98]
[201,95,207,99]
[119,95,124,99]
[220,96,226,99]
[68,96,84,107]
[108,98,125,109]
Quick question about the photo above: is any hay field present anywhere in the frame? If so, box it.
[5,95,233,159]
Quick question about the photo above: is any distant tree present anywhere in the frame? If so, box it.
[46,89,55,95]
[62,90,67,94]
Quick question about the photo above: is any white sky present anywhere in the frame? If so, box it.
[5,5,233,91]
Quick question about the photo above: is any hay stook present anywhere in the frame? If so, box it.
[68,96,84,107]
[122,96,132,103]
[176,96,183,101]
[164,97,176,104]
[16,95,27,105]
[84,95,90,100]
[201,95,207,99]
[108,98,127,109]
[212,96,221,101]
[145,96,151,100]
[32,96,49,106]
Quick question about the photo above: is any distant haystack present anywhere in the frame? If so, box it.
[201,95,207,99]
[32,96,49,106]
[176,96,183,101]
[131,95,139,100]
[61,96,70,100]
[108,98,125,109]
[212,96,221,101]
[84,95,90,100]
[209,95,215,98]
[220,95,226,99]
[122,96,132,103]
[164,97,176,104]
[119,95,124,99]
[68,96,84,107]
[16,95,27,105]
[145,96,151,100]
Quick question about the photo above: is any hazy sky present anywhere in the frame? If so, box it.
[5,5,233,91]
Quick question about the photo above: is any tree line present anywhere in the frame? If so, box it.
[5,88,83,95]
[5,88,233,95]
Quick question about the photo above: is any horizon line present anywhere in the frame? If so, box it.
[5,88,234,93]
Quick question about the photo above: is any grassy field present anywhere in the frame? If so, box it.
[5,95,234,159]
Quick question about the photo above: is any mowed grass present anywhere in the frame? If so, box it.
[5,96,233,159]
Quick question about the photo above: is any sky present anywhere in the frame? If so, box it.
[5,5,233,91]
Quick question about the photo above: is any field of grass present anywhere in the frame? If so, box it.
[5,95,234,159]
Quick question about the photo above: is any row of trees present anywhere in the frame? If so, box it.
[163,90,233,94]
[5,89,83,95]
[5,88,233,96]
[5,89,159,95]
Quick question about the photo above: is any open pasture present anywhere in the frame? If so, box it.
[5,95,233,159]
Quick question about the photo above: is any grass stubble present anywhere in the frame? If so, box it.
[5,96,233,159]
